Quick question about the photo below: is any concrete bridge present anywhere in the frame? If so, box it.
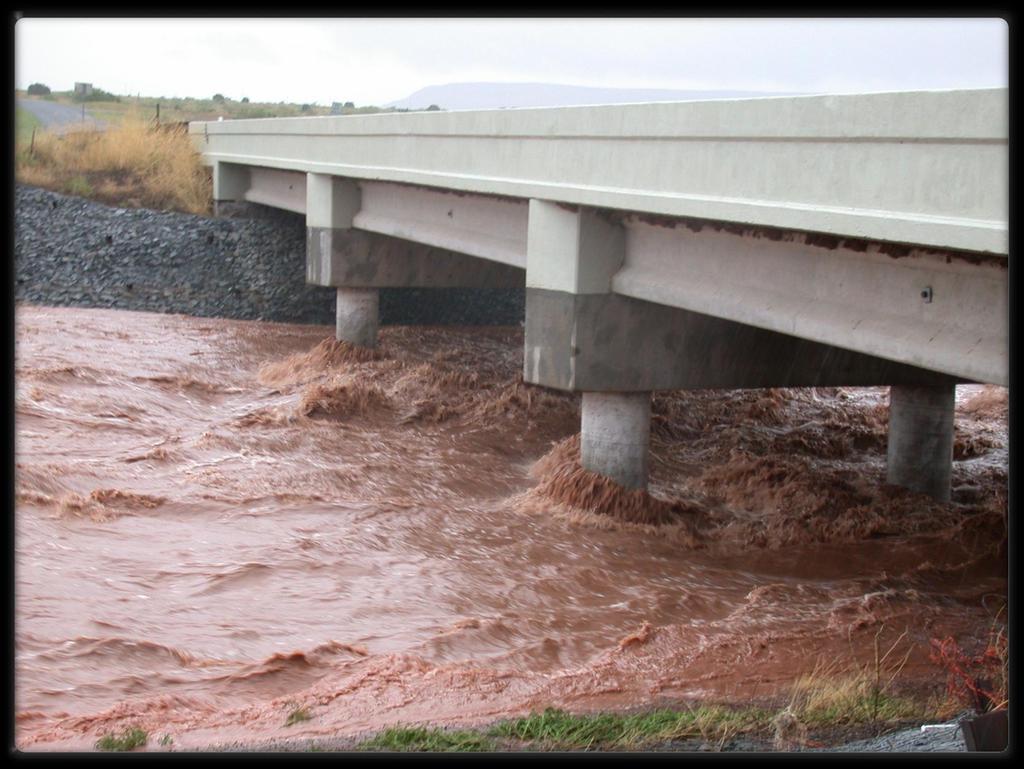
[189,88,1008,502]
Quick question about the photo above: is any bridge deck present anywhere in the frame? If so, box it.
[190,89,1008,386]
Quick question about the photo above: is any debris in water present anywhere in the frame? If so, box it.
[618,621,655,650]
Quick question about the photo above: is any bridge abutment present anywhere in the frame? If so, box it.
[211,161,249,213]
[886,384,956,502]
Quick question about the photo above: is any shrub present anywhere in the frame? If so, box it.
[74,87,120,102]
[285,707,312,726]
[96,727,147,751]
[65,175,93,197]
[27,82,51,95]
[929,623,1008,713]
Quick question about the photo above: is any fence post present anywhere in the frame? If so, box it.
[29,127,35,156]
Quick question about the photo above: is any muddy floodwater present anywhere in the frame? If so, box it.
[15,305,1007,750]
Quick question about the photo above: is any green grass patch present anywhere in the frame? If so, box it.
[349,694,933,753]
[489,706,771,750]
[357,726,498,752]
[15,107,42,147]
[65,175,94,198]
[95,727,148,751]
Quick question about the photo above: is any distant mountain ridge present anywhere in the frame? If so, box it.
[387,82,799,110]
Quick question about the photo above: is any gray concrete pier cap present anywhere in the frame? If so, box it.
[581,392,652,490]
[886,384,956,502]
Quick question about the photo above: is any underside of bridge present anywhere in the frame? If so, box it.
[213,162,1005,504]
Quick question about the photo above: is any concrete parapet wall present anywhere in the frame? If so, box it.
[193,89,1008,255]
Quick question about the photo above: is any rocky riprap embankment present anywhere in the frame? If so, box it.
[14,184,524,326]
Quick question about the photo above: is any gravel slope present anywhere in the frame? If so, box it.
[15,184,524,327]
[810,722,966,752]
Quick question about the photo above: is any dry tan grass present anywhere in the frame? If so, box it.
[783,628,925,742]
[16,119,211,215]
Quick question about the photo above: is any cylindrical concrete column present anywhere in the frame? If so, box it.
[336,287,379,348]
[581,391,651,490]
[886,384,955,502]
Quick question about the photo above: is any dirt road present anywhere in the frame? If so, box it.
[18,97,104,132]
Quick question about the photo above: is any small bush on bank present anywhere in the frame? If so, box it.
[16,119,211,215]
[27,82,51,95]
[96,727,147,751]
[929,610,1008,715]
[65,175,93,197]
[284,707,312,726]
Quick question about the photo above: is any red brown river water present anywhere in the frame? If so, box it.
[14,305,1008,751]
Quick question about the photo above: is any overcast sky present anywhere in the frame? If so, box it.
[14,17,1008,106]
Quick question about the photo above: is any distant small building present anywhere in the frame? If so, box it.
[74,82,94,97]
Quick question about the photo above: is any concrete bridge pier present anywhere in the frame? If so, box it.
[304,173,376,345]
[335,287,379,347]
[886,384,956,502]
[521,199,656,488]
[581,392,651,490]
